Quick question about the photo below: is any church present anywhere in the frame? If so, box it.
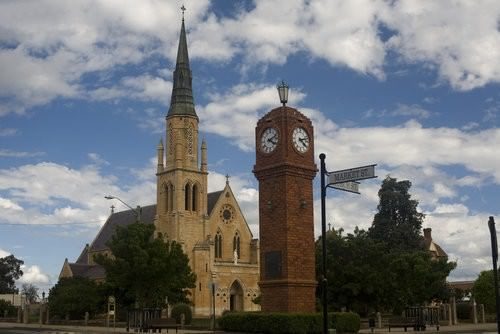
[60,15,260,317]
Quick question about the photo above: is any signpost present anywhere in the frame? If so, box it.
[328,164,376,185]
[329,181,360,194]
[488,216,500,334]
[319,154,377,334]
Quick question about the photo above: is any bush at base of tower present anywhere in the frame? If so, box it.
[217,311,360,334]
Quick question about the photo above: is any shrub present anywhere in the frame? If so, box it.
[0,300,17,317]
[218,311,360,334]
[456,302,471,320]
[170,303,192,325]
[332,312,361,333]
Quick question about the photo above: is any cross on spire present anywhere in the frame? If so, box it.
[181,5,186,21]
[225,174,230,184]
[110,205,115,215]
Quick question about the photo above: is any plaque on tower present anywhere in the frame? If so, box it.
[264,251,282,279]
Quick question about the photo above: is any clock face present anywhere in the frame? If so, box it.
[220,204,235,224]
[292,127,310,153]
[260,127,278,153]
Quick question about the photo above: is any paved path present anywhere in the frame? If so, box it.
[0,321,497,334]
[0,322,214,334]
[359,322,497,334]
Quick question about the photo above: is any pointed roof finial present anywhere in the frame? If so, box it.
[181,5,186,21]
[225,174,230,185]
[110,205,115,215]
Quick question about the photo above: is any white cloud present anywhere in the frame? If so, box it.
[0,128,18,137]
[198,83,306,151]
[0,149,45,158]
[0,248,10,258]
[18,265,50,285]
[1,0,500,114]
[382,0,500,90]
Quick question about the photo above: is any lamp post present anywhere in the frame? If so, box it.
[104,195,142,222]
[277,80,289,107]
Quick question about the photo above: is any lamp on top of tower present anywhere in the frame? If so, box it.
[277,80,289,107]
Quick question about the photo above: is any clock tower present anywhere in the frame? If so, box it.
[253,85,317,313]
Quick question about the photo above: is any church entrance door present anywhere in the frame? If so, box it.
[229,280,243,311]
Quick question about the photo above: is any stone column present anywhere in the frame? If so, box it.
[46,308,50,325]
[23,306,29,324]
[452,296,458,325]
[472,297,477,324]
[39,306,43,325]
[377,312,382,329]
[480,304,485,323]
[447,304,452,326]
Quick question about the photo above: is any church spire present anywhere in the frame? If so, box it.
[168,7,197,119]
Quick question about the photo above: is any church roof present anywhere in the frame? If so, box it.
[75,244,89,264]
[88,191,224,253]
[68,263,106,280]
[89,204,156,252]
[167,17,197,119]
[207,190,223,216]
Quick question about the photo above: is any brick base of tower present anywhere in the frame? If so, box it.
[259,280,317,313]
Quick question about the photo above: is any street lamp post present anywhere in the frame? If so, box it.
[104,195,142,222]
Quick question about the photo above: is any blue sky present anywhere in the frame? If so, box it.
[1,0,499,295]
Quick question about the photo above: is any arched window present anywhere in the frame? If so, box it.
[164,183,169,213]
[215,231,222,259]
[168,184,174,211]
[233,232,240,259]
[184,183,191,211]
[192,184,198,212]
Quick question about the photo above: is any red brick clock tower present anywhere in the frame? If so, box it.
[253,83,317,313]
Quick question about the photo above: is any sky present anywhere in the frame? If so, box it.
[1,0,499,295]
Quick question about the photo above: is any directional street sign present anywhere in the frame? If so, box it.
[328,164,377,185]
[329,181,360,194]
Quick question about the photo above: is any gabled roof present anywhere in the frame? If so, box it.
[76,244,89,264]
[207,190,223,216]
[68,263,106,280]
[88,191,224,253]
[89,204,156,252]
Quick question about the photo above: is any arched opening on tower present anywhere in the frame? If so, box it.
[192,184,198,212]
[184,183,191,210]
[229,280,244,311]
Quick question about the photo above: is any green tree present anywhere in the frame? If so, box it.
[0,254,24,293]
[473,270,495,313]
[369,176,425,251]
[316,228,390,314]
[48,277,103,319]
[21,283,39,304]
[95,223,196,308]
[317,177,456,314]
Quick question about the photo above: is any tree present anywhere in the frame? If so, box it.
[369,176,425,251]
[0,254,24,293]
[316,177,456,314]
[95,222,196,308]
[316,228,391,314]
[21,283,39,304]
[48,277,104,319]
[473,270,495,313]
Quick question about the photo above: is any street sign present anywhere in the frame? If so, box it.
[328,164,376,185]
[329,181,360,194]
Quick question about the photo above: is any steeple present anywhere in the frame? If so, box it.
[168,10,197,119]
